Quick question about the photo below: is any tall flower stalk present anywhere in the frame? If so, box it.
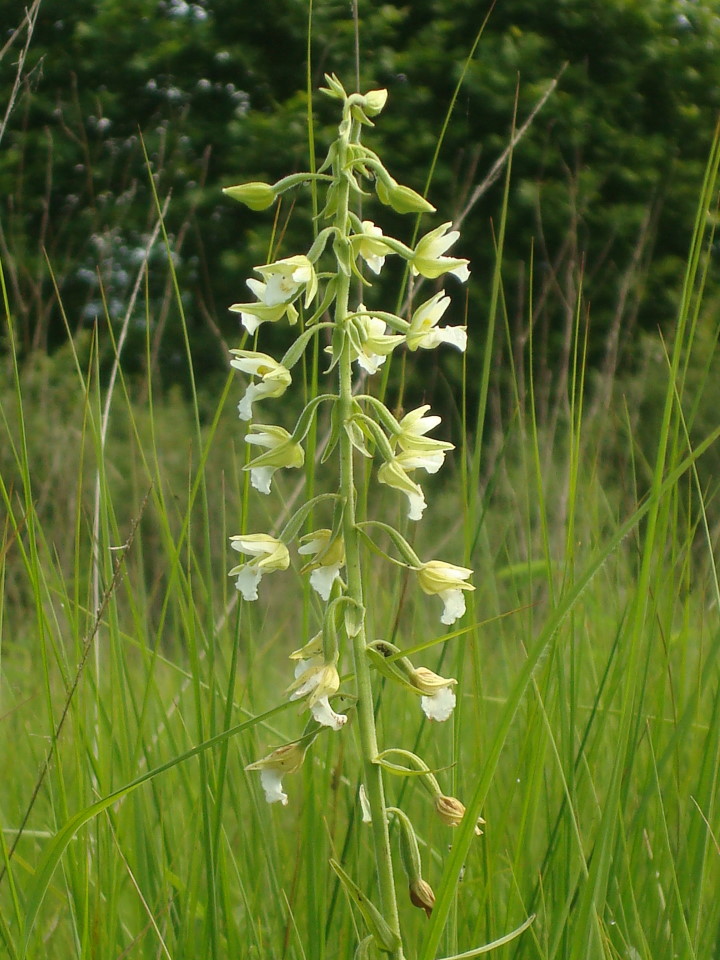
[225,75,478,959]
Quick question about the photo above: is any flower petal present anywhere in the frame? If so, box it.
[440,588,466,625]
[233,566,263,601]
[259,769,288,805]
[421,685,456,722]
[311,697,347,731]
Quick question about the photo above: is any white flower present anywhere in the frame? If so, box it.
[406,292,467,352]
[245,742,306,806]
[326,309,405,375]
[228,534,290,600]
[394,406,454,473]
[353,221,390,275]
[230,350,292,421]
[229,285,299,335]
[411,223,470,281]
[411,666,458,721]
[229,255,316,334]
[244,424,304,494]
[377,457,427,521]
[287,658,347,731]
[253,255,318,308]
[416,560,475,625]
[298,530,345,601]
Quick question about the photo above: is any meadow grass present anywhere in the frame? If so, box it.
[2,49,720,960]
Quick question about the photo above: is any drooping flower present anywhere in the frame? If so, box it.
[394,406,455,472]
[229,287,299,336]
[406,292,467,352]
[228,534,290,601]
[298,529,346,601]
[287,657,347,730]
[352,220,390,275]
[411,223,470,281]
[244,424,305,494]
[326,309,405,375]
[229,350,292,421]
[411,666,458,722]
[377,457,427,521]
[416,560,475,625]
[253,255,318,308]
[229,254,317,334]
[245,742,307,805]
[352,313,405,374]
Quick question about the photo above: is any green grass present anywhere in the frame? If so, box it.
[2,51,720,960]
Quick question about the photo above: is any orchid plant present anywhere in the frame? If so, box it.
[226,75,480,960]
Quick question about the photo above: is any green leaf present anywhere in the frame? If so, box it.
[329,859,401,954]
[19,703,291,956]
[435,914,535,959]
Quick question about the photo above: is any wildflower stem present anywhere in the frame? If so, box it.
[336,119,404,958]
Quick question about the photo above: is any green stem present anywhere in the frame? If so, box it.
[335,120,404,959]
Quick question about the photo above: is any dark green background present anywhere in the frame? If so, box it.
[2,0,719,395]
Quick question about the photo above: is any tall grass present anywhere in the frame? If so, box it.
[2,30,720,960]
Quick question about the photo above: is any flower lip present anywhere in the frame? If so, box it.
[245,742,307,805]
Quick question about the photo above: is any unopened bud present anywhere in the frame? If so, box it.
[435,793,465,827]
[434,794,485,835]
[223,181,276,210]
[375,176,436,215]
[409,878,435,917]
[362,88,388,116]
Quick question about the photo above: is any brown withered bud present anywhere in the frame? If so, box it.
[434,794,465,827]
[409,878,435,918]
[434,795,485,835]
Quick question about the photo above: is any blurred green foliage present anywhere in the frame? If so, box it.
[1,0,719,394]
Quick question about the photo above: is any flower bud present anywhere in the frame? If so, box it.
[361,88,388,117]
[409,878,436,918]
[375,176,436,215]
[223,181,276,211]
[434,794,485,835]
